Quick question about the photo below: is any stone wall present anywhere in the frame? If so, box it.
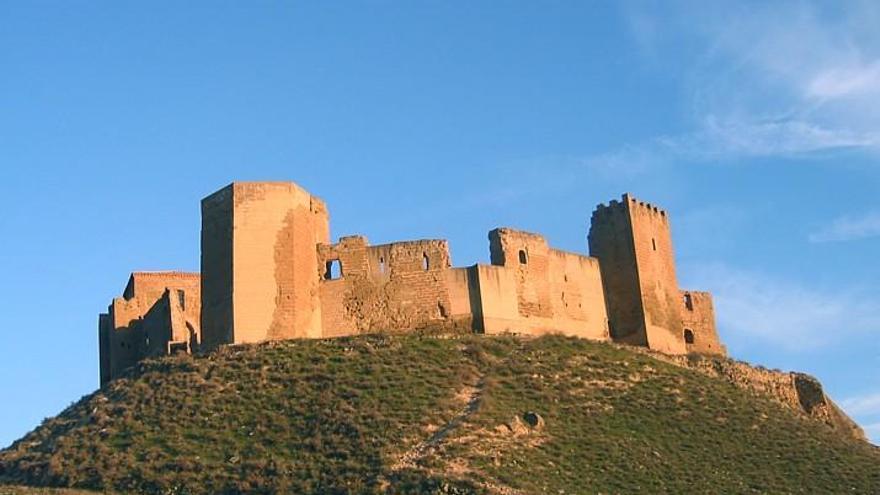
[100,182,726,385]
[486,228,609,339]
[680,290,725,355]
[590,194,722,355]
[652,352,865,441]
[317,236,472,336]
[98,272,201,386]
[200,182,329,350]
[588,198,645,345]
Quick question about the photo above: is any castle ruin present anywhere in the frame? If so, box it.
[98,182,725,386]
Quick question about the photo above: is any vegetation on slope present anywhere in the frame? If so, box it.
[1,334,878,494]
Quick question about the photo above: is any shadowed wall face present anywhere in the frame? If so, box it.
[99,272,200,385]
[588,200,645,345]
[201,186,234,351]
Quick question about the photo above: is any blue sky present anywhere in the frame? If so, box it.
[1,1,879,446]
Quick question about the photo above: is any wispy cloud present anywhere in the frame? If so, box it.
[682,262,880,351]
[841,393,880,416]
[623,1,880,158]
[807,60,880,100]
[809,211,880,243]
[841,393,880,444]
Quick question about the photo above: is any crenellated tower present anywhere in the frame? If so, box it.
[589,194,689,354]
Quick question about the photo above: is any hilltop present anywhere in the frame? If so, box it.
[2,334,878,494]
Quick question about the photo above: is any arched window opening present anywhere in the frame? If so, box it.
[325,260,342,280]
[684,328,695,345]
[422,253,430,271]
[518,249,528,265]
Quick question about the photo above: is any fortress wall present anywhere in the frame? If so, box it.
[469,264,520,334]
[201,182,327,349]
[107,297,143,382]
[100,272,202,385]
[201,185,234,350]
[318,237,462,336]
[680,290,725,355]
[589,195,687,354]
[124,272,200,304]
[98,314,112,386]
[626,197,686,354]
[483,229,610,339]
[232,182,326,342]
[544,249,609,339]
[444,267,474,318]
[588,200,646,345]
[489,229,553,319]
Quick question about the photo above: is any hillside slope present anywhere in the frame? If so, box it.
[2,334,878,494]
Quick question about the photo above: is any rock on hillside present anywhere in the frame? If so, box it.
[1,334,878,494]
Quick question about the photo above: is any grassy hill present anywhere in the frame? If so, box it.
[1,334,878,494]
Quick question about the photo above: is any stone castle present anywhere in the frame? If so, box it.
[98,181,725,386]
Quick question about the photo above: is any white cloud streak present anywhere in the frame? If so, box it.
[623,1,880,158]
[841,393,880,416]
[682,263,880,351]
[809,211,880,243]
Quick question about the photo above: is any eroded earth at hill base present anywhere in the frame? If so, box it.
[2,334,878,494]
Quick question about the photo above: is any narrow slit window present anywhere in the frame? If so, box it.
[422,253,430,271]
[518,249,528,264]
[177,289,186,311]
[684,293,694,311]
[325,260,342,280]
[652,238,657,251]
[379,256,386,274]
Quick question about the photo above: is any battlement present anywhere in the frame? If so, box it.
[592,193,668,224]
[99,181,724,386]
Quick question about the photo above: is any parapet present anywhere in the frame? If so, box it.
[123,272,200,301]
[592,193,669,224]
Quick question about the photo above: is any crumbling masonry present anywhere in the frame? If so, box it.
[98,182,725,385]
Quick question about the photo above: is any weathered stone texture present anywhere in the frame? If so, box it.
[99,182,725,386]
[201,182,328,350]
[486,228,609,339]
[680,290,725,355]
[652,352,865,440]
[589,194,720,355]
[98,272,200,385]
[318,237,464,335]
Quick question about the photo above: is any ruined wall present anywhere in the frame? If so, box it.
[318,236,471,335]
[651,352,864,441]
[201,182,329,350]
[485,228,609,339]
[680,291,725,355]
[99,272,201,386]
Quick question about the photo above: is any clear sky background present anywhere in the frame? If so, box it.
[1,1,878,447]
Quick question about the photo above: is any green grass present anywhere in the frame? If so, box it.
[1,334,878,494]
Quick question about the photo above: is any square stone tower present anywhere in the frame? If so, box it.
[588,194,687,354]
[200,182,329,350]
